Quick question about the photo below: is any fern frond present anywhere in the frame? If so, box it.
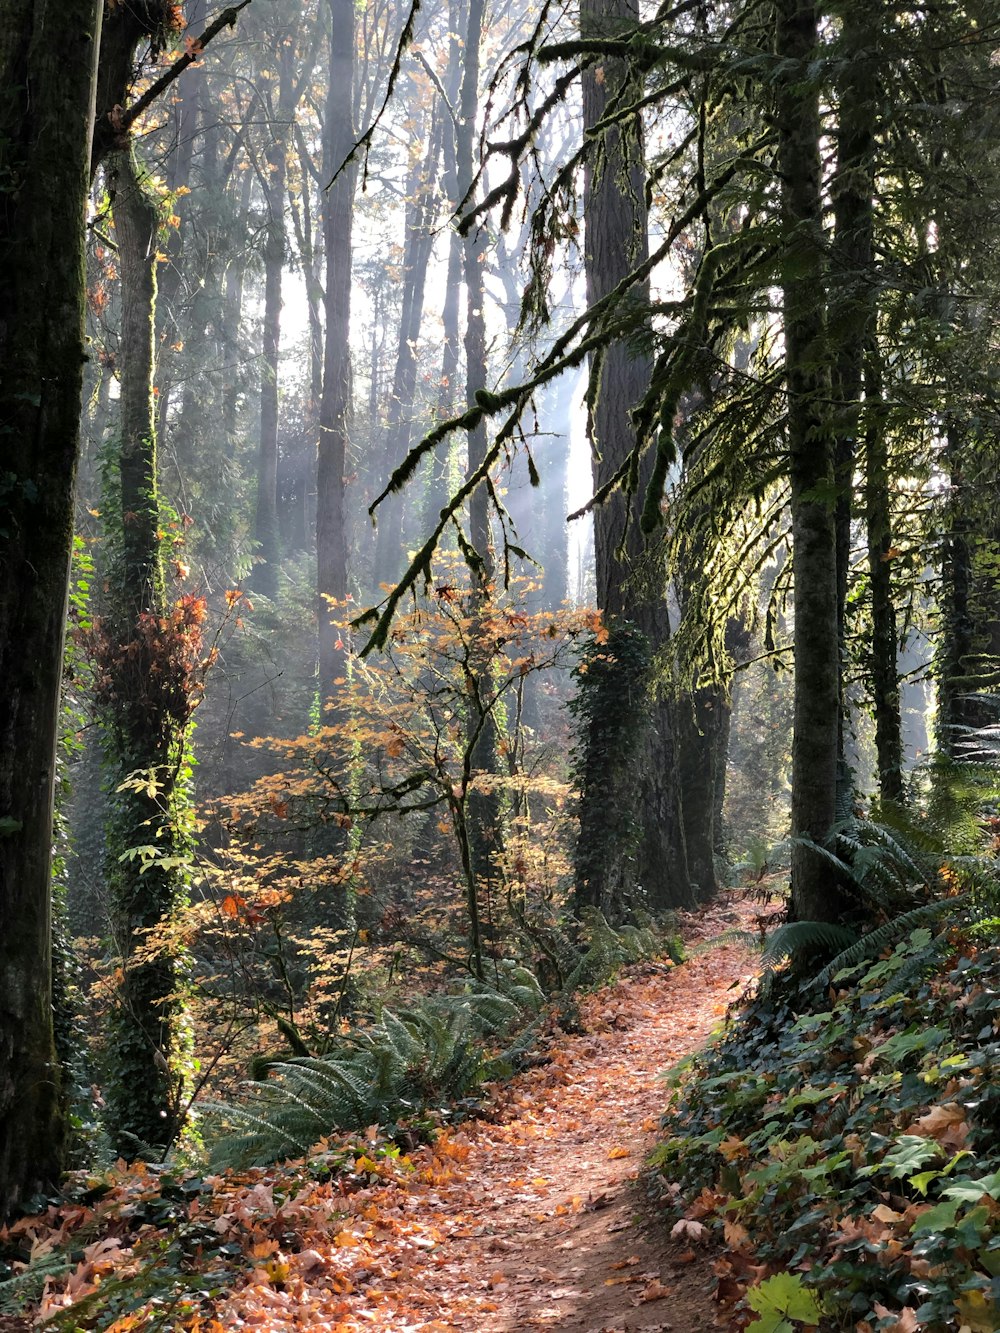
[812,897,966,989]
[761,921,858,966]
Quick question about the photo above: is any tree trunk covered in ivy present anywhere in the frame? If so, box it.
[316,0,355,697]
[776,0,847,924]
[577,0,688,916]
[99,149,191,1155]
[0,0,102,1215]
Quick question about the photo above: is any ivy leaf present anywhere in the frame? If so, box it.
[746,1272,824,1330]
[910,1198,962,1233]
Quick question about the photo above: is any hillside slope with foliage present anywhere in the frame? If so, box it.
[657,906,1000,1332]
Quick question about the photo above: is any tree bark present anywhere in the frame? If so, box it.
[577,0,688,915]
[316,0,356,694]
[374,102,443,585]
[101,148,185,1154]
[864,343,904,801]
[0,0,103,1214]
[253,28,304,599]
[777,0,847,923]
[830,0,878,801]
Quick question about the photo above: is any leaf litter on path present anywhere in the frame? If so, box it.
[12,895,762,1332]
[208,899,759,1332]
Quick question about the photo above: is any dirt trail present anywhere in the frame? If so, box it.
[218,903,759,1333]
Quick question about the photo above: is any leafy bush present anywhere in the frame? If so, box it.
[653,914,1000,1330]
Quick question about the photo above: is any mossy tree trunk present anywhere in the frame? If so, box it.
[776,0,849,924]
[101,148,190,1155]
[0,0,103,1215]
[577,0,689,916]
[830,0,881,801]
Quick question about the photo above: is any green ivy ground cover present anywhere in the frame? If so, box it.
[654,923,1000,1331]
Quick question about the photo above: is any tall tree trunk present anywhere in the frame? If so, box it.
[455,0,502,962]
[0,0,102,1215]
[576,0,688,916]
[830,0,878,802]
[316,0,356,694]
[101,149,187,1154]
[374,103,443,584]
[864,343,904,801]
[538,371,574,612]
[777,0,847,923]
[422,0,465,537]
[153,0,206,446]
[253,33,302,599]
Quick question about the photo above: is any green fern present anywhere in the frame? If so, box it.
[761,920,858,966]
[202,973,544,1167]
[812,898,966,989]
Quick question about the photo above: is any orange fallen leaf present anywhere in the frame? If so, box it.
[637,1278,672,1302]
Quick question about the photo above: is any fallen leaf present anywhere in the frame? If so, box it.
[636,1278,672,1302]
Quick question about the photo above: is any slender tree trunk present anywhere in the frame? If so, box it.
[153,0,206,444]
[830,0,878,802]
[864,343,904,801]
[777,0,847,923]
[453,0,504,943]
[538,372,574,612]
[253,36,302,599]
[316,0,356,694]
[374,105,443,584]
[422,0,465,536]
[102,149,186,1154]
[0,0,103,1215]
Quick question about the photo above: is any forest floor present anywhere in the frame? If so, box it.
[12,895,767,1332]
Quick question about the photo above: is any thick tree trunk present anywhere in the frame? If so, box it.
[674,688,725,902]
[316,0,356,694]
[577,0,688,915]
[0,0,102,1214]
[777,0,848,923]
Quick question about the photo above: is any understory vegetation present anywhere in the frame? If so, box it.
[656,805,1000,1331]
